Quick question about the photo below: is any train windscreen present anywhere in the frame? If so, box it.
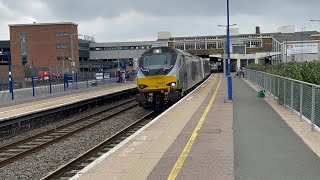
[139,54,177,76]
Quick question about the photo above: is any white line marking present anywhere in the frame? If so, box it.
[70,74,214,180]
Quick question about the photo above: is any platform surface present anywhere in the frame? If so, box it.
[73,74,235,180]
[0,83,136,122]
[72,75,320,180]
[233,78,320,180]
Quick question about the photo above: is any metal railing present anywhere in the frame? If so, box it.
[0,71,137,103]
[244,68,320,131]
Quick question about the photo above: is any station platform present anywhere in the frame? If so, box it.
[0,82,136,122]
[234,78,320,180]
[72,73,235,180]
[72,74,320,180]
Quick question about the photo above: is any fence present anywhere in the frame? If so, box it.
[0,65,137,102]
[244,68,320,131]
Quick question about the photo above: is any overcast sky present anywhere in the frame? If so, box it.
[0,0,319,42]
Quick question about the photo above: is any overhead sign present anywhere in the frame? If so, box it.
[286,42,318,55]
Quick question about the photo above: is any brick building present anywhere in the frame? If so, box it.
[9,22,79,72]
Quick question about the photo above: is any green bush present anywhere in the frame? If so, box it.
[247,61,320,85]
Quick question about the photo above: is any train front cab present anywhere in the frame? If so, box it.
[135,75,181,109]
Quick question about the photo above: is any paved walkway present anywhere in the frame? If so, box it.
[233,78,320,180]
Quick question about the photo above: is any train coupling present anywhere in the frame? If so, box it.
[135,94,147,103]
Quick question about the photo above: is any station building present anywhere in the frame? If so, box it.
[166,26,320,71]
[1,22,320,77]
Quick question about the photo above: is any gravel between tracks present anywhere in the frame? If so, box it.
[0,98,133,148]
[0,105,150,180]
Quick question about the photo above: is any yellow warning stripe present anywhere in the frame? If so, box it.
[167,75,222,180]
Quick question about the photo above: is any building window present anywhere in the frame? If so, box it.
[56,32,68,38]
[185,43,195,50]
[20,33,27,65]
[251,40,262,48]
[207,43,217,49]
[196,43,205,50]
[175,44,184,50]
[218,42,224,49]
[56,44,68,49]
[244,41,250,47]
[57,56,69,61]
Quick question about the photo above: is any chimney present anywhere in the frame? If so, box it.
[256,26,260,34]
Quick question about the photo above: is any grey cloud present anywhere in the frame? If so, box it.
[0,0,319,42]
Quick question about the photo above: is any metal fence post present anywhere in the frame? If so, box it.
[291,80,294,114]
[269,75,272,96]
[277,77,280,102]
[283,79,286,108]
[86,72,89,88]
[310,86,316,132]
[299,83,303,122]
[273,76,276,100]
[49,74,52,94]
[32,76,35,97]
[264,73,267,90]
[255,71,257,84]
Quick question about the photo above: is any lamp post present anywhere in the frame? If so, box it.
[218,23,237,76]
[68,33,82,89]
[226,0,232,100]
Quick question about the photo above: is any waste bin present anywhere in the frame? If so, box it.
[258,90,265,98]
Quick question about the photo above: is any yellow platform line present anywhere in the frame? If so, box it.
[167,75,222,180]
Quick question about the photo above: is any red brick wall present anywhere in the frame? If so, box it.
[9,24,79,71]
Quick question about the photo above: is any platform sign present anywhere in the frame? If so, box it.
[286,42,318,55]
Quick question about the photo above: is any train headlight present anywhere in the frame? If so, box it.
[139,84,148,89]
[166,82,176,87]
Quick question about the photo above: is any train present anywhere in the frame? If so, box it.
[135,46,211,110]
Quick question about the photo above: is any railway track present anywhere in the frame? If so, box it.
[0,99,138,168]
[41,111,158,180]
